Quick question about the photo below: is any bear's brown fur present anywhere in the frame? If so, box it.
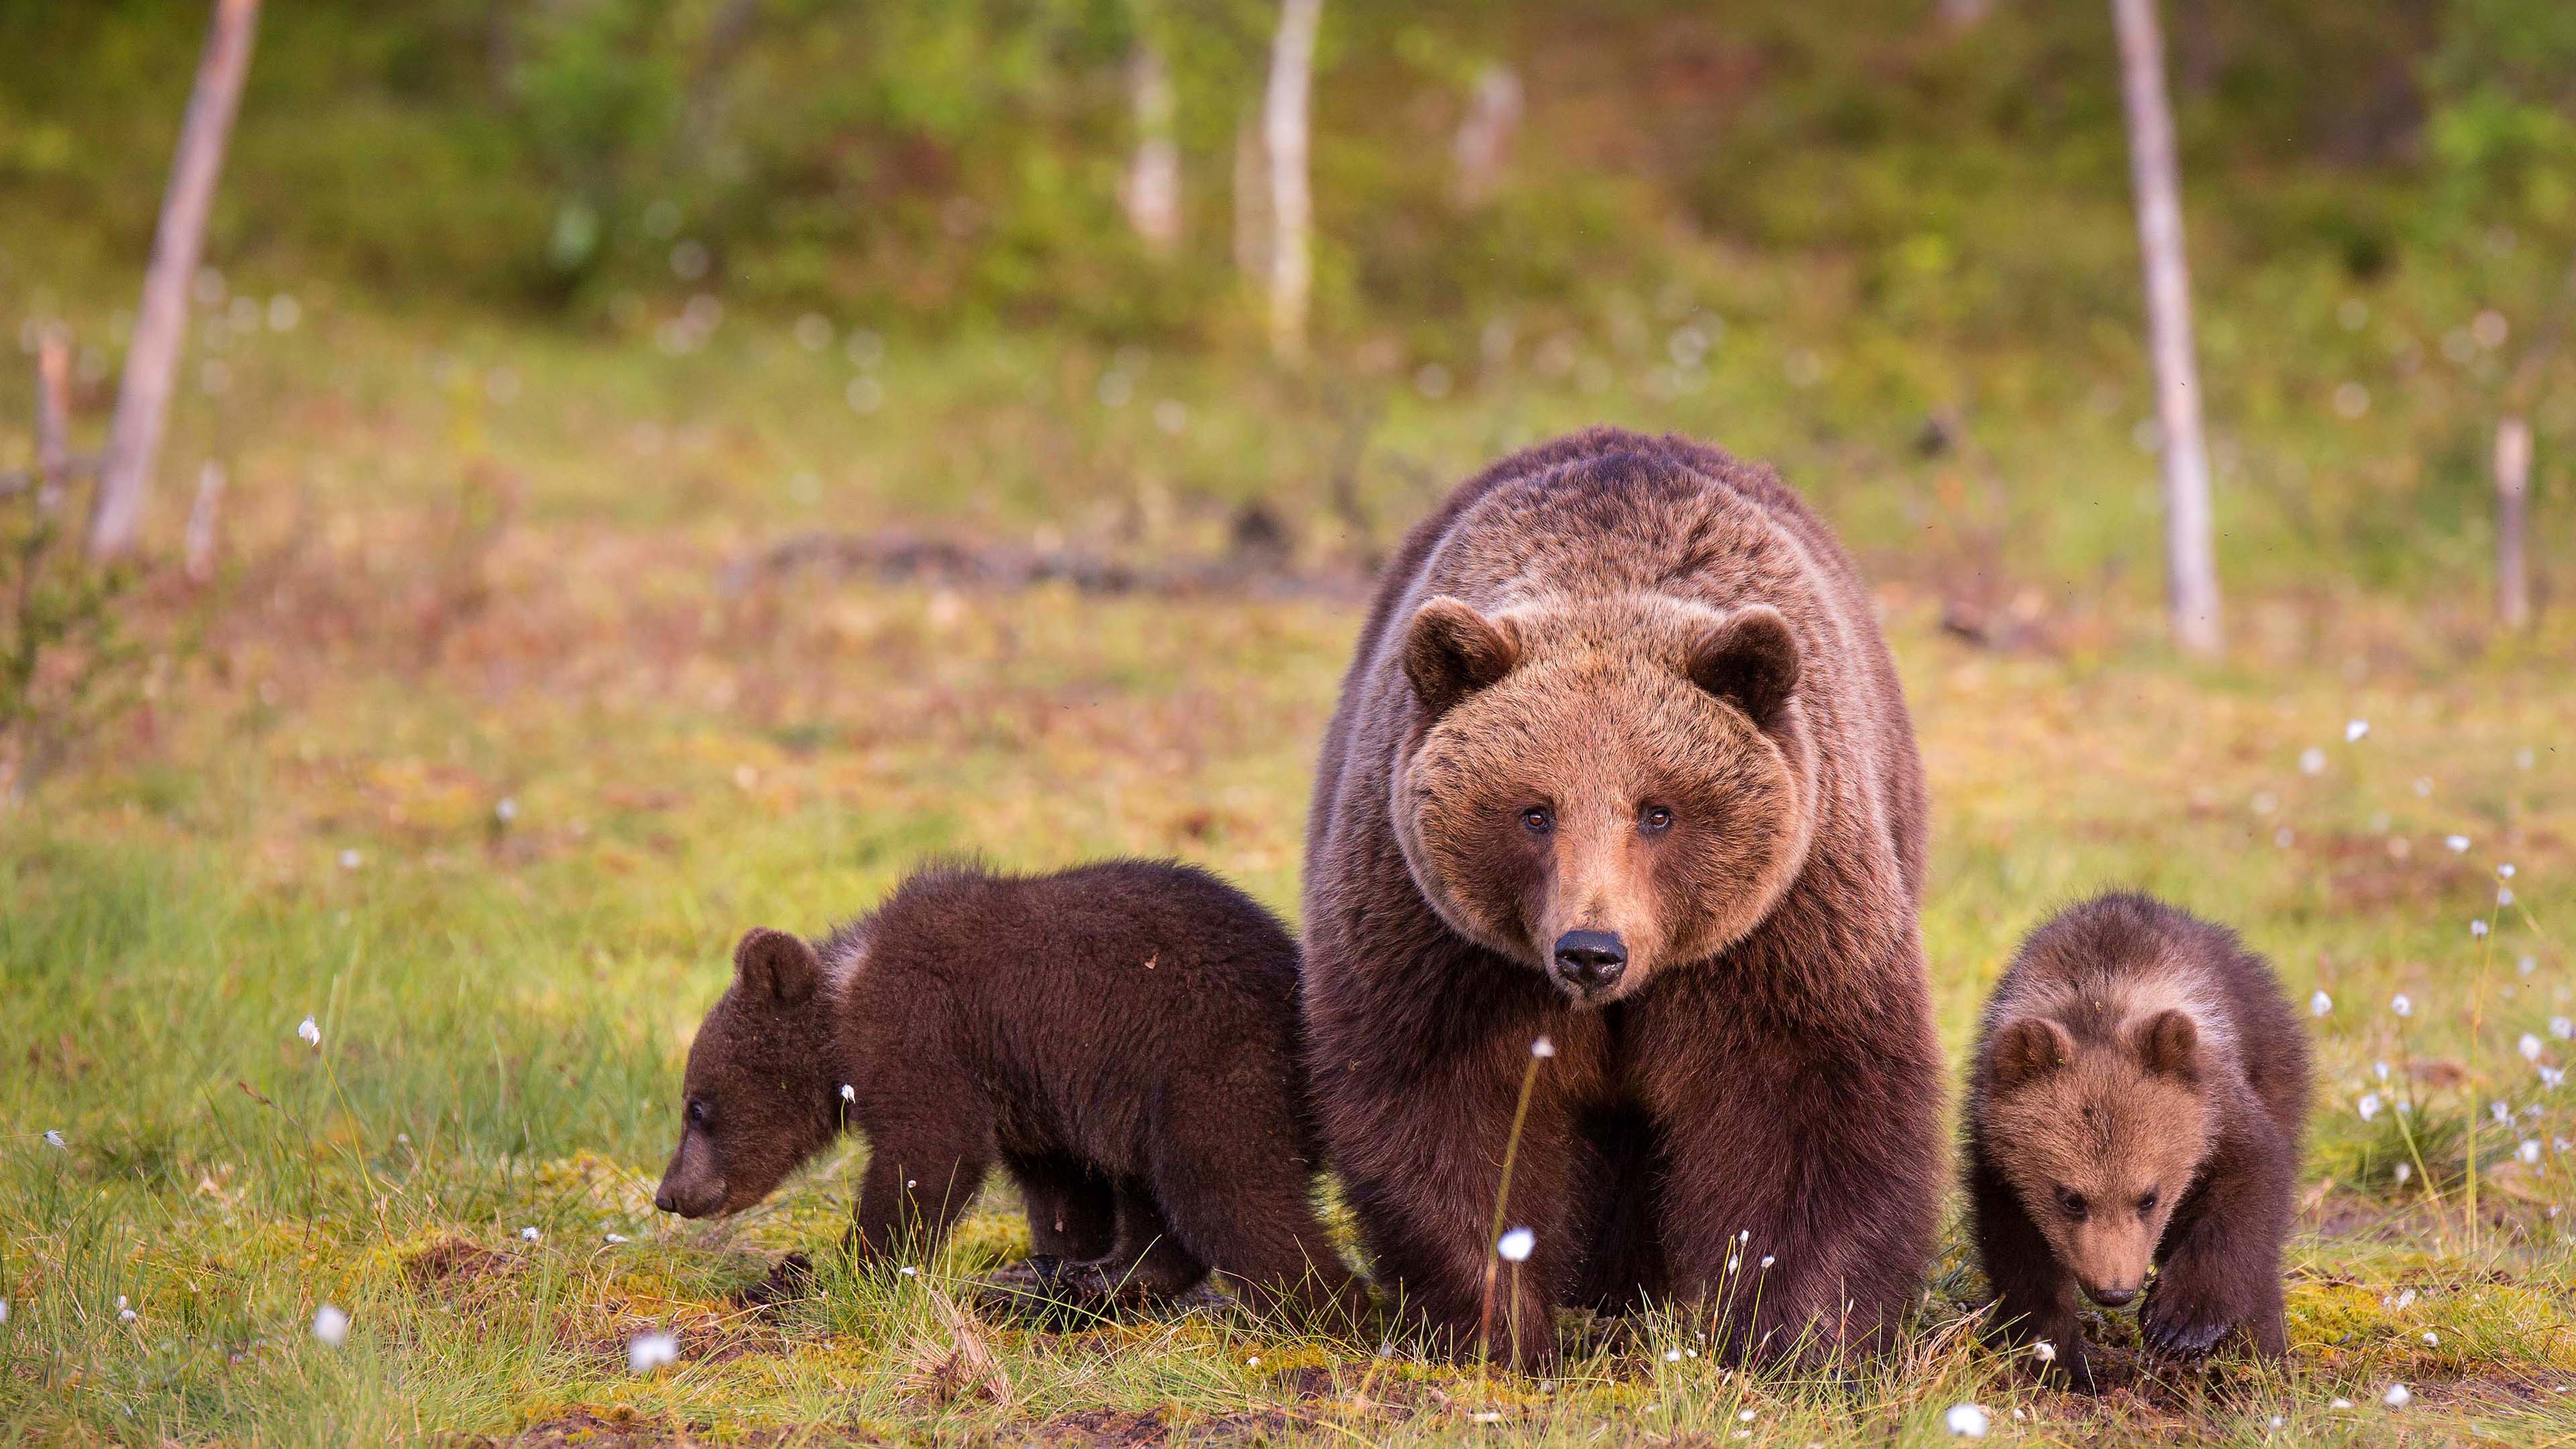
[1301,427,1940,1367]
[1966,893,2310,1388]
[654,860,1364,1322]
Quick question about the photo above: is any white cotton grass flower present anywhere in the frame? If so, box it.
[0,1299,9,1324]
[298,1016,321,1047]
[2523,1034,2546,1063]
[2311,989,2333,1017]
[627,1331,680,1374]
[2375,1061,2391,1081]
[604,1232,629,1244]
[2396,1162,2413,1185]
[2392,994,2413,1018]
[2445,835,2471,854]
[2394,1288,2417,1310]
[2032,1339,2057,1363]
[1531,1035,1556,1059]
[2359,1093,2383,1122]
[2300,747,2328,776]
[2330,1397,2355,1409]
[338,849,363,871]
[1664,1348,1682,1362]
[1759,1254,1775,1269]
[2383,1383,2412,1408]
[1739,1409,1757,1422]
[2522,956,2540,977]
[2471,920,2490,939]
[312,1304,350,1346]
[520,1226,540,1242]
[2346,718,2371,743]
[43,1130,65,1149]
[494,796,519,824]
[1497,1227,1536,1263]
[1943,1403,1990,1438]
[2493,1100,2512,1125]
[2542,1067,2567,1090]
[2422,1331,2439,1346]
[2499,888,2516,908]
[2498,863,2516,879]
[840,1083,856,1103]
[2520,1140,2542,1165]
[2555,1017,2574,1041]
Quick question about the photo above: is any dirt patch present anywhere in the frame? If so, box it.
[406,1236,522,1308]
[460,1407,835,1448]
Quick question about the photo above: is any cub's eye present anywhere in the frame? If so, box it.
[685,1099,711,1129]
[2055,1187,2088,1220]
[2136,1189,2159,1215]
[1520,806,1554,835]
[1639,805,1674,834]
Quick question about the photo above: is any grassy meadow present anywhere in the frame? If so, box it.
[0,286,2570,1446]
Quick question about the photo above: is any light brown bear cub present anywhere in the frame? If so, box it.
[1966,894,2309,1389]
[654,860,1364,1324]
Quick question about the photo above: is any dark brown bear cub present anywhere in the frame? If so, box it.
[654,860,1364,1322]
[1966,894,2310,1389]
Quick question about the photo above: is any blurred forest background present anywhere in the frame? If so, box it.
[5,0,2576,598]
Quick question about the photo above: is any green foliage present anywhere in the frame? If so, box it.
[0,499,140,805]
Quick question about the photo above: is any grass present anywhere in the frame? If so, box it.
[1,278,2573,1444]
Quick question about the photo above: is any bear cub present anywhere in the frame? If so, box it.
[655,859,1364,1322]
[1966,893,2309,1389]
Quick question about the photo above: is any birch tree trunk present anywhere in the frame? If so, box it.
[1122,40,1181,257]
[1234,115,1269,282]
[1451,63,1521,207]
[1263,0,1322,364]
[34,327,72,517]
[2494,415,2533,631]
[91,0,262,563]
[2110,0,2222,656]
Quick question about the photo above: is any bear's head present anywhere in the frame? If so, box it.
[1391,591,1816,1004]
[655,928,845,1219]
[1978,1010,2214,1309]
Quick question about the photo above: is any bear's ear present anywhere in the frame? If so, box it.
[1988,1016,2074,1092]
[2133,1009,2201,1081]
[1687,605,1800,727]
[733,928,821,1004]
[1402,596,1522,717]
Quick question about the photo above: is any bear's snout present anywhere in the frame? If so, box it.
[1551,930,1629,997]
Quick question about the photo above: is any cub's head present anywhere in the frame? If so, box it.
[1391,592,1814,1004]
[655,928,843,1219]
[1978,1010,2214,1308]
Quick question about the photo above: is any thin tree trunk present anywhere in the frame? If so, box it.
[1123,40,1181,256]
[1451,63,1521,207]
[2110,0,2221,656]
[90,0,262,563]
[34,327,72,517]
[184,460,227,585]
[2495,415,2532,632]
[1263,0,1322,364]
[1233,114,1269,282]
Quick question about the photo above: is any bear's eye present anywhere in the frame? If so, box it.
[1638,805,1674,834]
[2136,1188,2159,1215]
[2055,1187,2088,1220]
[686,1099,712,1130]
[1520,806,1554,835]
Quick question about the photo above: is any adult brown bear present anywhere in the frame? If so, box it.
[1302,427,1939,1367]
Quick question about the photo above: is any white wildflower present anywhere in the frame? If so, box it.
[2383,1383,2411,1408]
[2553,1016,2572,1040]
[2375,1061,2391,1081]
[2422,1331,2438,1346]
[2542,1067,2567,1089]
[2300,747,2327,776]
[2520,1140,2542,1165]
[338,849,363,871]
[2312,989,2333,1017]
[604,1233,628,1244]
[2493,1100,2512,1124]
[1665,1348,1682,1362]
[494,796,519,824]
[312,1304,349,1346]
[2359,1093,2382,1122]
[2471,920,2489,938]
[0,1299,9,1324]
[2033,1340,2057,1363]
[2392,994,2412,1018]
[2396,1163,2413,1185]
[520,1227,540,1242]
[1759,1255,1775,1269]
[2522,1034,2545,1063]
[2521,955,2540,977]
[627,1331,679,1373]
[2499,863,2516,879]
[2445,835,2471,854]
[1943,1403,1990,1438]
[840,1083,855,1103]
[1530,1036,1556,1059]
[2412,777,2432,798]
[1247,1356,1260,1367]
[2500,888,2516,908]
[43,1130,65,1149]
[900,1265,918,1277]
[2346,719,2370,743]
[1739,1409,1757,1422]
[297,1016,321,1047]
[2330,1397,2355,1409]
[1497,1227,1536,1264]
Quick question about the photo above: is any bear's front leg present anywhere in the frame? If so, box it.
[2141,1131,2292,1361]
[1316,1042,1587,1369]
[1641,985,1942,1366]
[1966,1142,2094,1391]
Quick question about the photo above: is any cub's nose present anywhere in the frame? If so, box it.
[2086,1284,2137,1309]
[1552,930,1628,994]
[653,1185,680,1214]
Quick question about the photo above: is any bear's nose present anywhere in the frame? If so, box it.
[2086,1284,2137,1309]
[1552,930,1628,992]
[654,1186,679,1214]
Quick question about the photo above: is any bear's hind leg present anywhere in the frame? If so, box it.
[1006,1152,1118,1262]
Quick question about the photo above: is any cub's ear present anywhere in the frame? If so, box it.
[733,928,822,1004]
[1688,605,1799,727]
[1402,596,1521,717]
[2133,1009,2202,1080]
[1988,1016,2074,1092]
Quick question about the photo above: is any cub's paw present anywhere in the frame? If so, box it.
[737,1250,816,1309]
[2139,1282,2235,1358]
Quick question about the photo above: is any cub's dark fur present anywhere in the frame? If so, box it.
[1966,894,2310,1388]
[655,860,1363,1320]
